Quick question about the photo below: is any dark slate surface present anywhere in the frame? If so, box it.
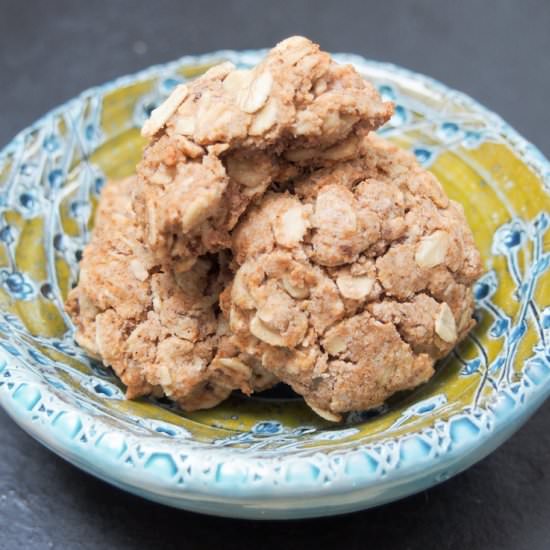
[1,1,549,548]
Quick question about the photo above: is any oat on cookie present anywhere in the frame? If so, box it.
[226,134,483,421]
[135,36,393,270]
[66,177,276,410]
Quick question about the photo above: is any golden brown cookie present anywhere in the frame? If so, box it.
[225,134,483,420]
[134,36,393,270]
[66,177,276,410]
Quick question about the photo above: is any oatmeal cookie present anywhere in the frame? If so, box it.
[225,133,483,420]
[135,36,393,270]
[66,177,275,410]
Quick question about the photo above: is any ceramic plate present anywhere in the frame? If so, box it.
[1,50,549,520]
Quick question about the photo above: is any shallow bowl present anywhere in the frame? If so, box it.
[1,49,549,519]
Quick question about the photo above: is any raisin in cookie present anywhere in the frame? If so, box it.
[225,133,483,420]
[135,36,393,271]
[66,177,275,410]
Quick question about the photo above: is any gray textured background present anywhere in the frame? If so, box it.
[1,1,549,549]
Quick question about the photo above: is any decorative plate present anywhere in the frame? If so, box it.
[1,49,549,520]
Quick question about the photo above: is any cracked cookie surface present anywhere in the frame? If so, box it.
[135,36,393,270]
[225,133,483,420]
[66,177,275,411]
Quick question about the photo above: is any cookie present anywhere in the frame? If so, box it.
[67,37,482,421]
[66,177,276,410]
[225,133,483,420]
[134,36,393,270]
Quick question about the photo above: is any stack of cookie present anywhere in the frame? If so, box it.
[67,37,482,421]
